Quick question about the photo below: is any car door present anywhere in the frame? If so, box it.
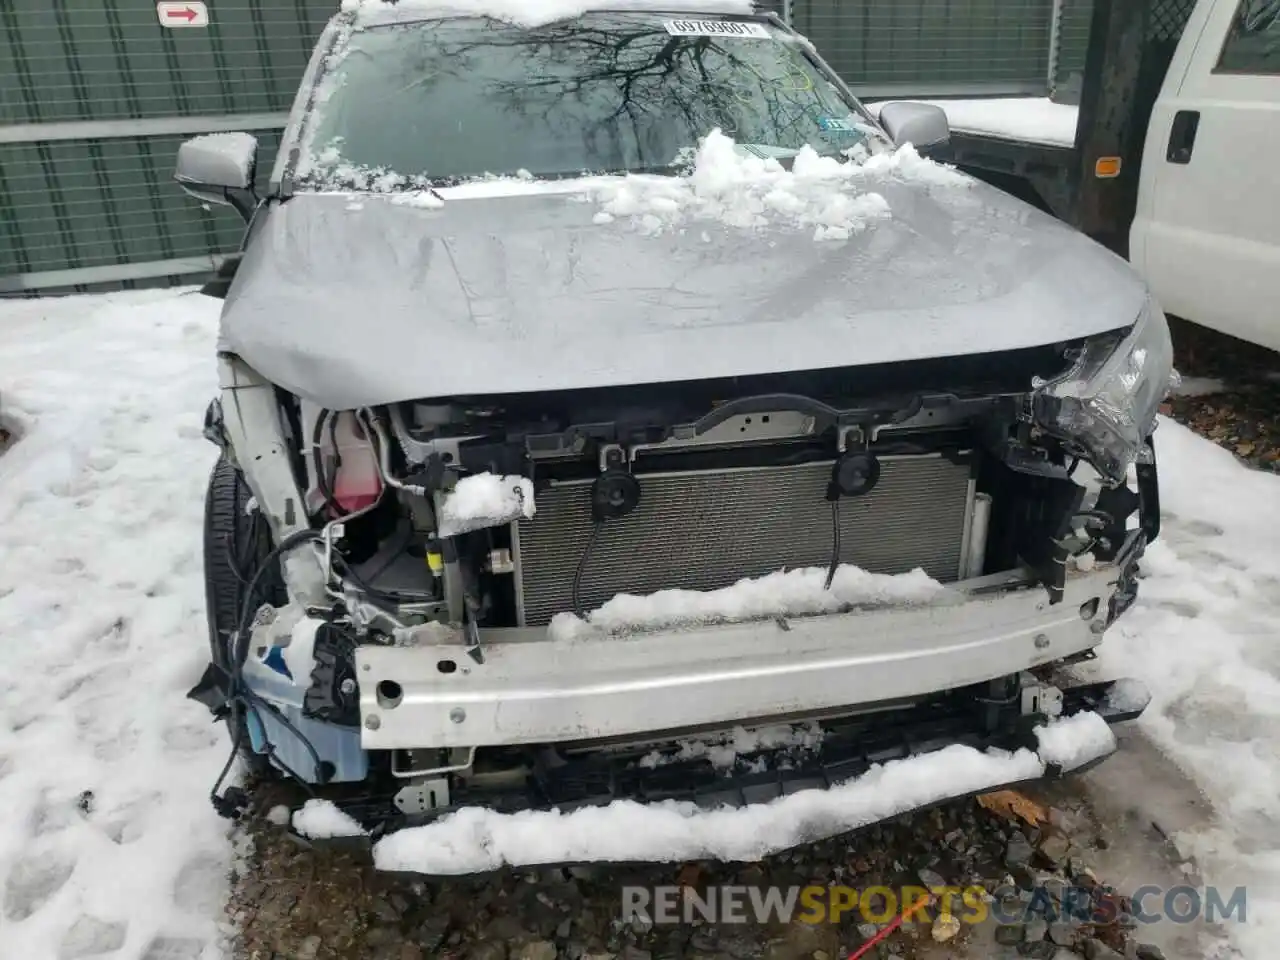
[1130,0,1280,351]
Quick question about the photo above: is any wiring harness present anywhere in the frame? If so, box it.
[207,528,325,818]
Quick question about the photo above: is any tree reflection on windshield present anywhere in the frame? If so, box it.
[295,12,886,186]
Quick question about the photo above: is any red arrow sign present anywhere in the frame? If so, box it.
[156,2,208,28]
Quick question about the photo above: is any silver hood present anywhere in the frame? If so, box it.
[220,177,1148,410]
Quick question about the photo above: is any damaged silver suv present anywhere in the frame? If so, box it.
[180,0,1174,871]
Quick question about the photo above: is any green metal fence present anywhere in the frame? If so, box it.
[1051,0,1097,102]
[794,0,1057,97]
[0,2,326,123]
[0,0,339,293]
[1,127,282,288]
[1,0,1083,295]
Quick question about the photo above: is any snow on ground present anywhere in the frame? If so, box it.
[590,129,970,242]
[375,713,1114,874]
[868,97,1080,148]
[548,563,950,640]
[0,291,231,960]
[1097,418,1280,960]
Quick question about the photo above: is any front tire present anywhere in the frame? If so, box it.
[203,455,285,778]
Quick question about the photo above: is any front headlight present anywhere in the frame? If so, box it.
[1031,297,1179,483]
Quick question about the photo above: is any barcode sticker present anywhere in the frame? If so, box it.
[662,19,771,38]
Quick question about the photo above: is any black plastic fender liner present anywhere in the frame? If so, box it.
[200,254,242,299]
[187,660,234,716]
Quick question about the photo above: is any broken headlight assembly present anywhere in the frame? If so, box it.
[1031,297,1179,484]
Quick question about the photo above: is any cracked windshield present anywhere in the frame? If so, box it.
[296,12,891,185]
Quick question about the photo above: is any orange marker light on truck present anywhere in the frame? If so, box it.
[1095,156,1122,179]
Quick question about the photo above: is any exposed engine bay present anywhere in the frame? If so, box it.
[191,313,1169,838]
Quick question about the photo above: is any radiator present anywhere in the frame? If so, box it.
[513,454,975,627]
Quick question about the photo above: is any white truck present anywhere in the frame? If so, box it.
[877,0,1280,352]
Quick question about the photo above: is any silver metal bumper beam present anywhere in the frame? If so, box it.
[356,567,1117,750]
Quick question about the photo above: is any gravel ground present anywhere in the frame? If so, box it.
[1163,319,1280,471]
[224,321,1279,960]
[228,768,1208,960]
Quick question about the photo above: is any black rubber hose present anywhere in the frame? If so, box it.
[333,554,402,605]
[242,693,324,788]
[232,528,322,671]
[824,501,841,591]
[572,522,604,618]
[208,719,246,809]
[210,529,326,806]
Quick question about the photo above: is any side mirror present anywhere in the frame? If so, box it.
[175,132,259,221]
[877,102,952,161]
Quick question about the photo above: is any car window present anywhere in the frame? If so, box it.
[291,12,890,188]
[1215,0,1280,74]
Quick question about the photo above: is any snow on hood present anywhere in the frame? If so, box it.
[220,138,1148,409]
[371,711,1116,873]
[593,132,966,242]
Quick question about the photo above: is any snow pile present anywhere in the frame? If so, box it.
[0,291,233,959]
[1102,676,1151,713]
[591,129,969,242]
[292,799,367,839]
[265,804,292,826]
[373,712,1112,873]
[869,97,1080,148]
[1034,709,1116,772]
[342,0,753,27]
[549,563,950,640]
[437,472,536,537]
[638,722,825,771]
[1097,417,1280,960]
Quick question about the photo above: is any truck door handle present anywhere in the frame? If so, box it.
[1167,110,1200,164]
